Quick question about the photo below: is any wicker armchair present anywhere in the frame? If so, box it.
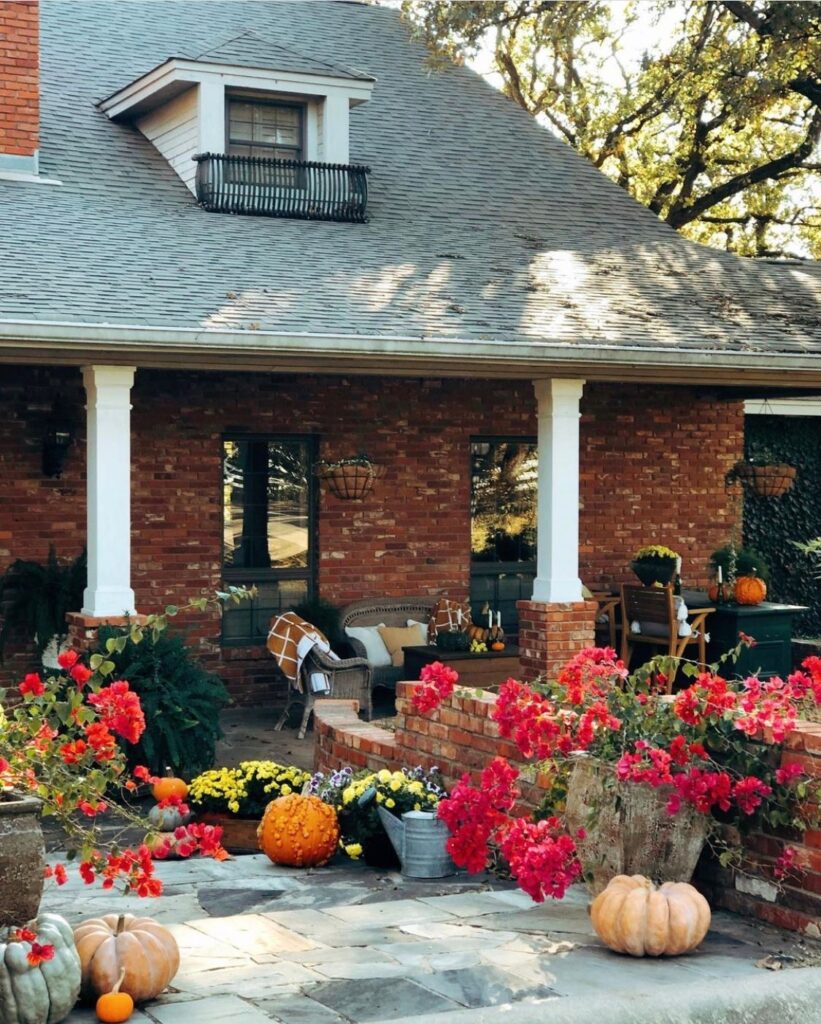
[340,596,438,690]
[274,645,372,740]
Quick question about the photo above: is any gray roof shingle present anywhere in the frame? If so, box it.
[0,0,819,364]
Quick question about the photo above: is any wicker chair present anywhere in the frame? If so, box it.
[339,596,438,691]
[274,645,372,740]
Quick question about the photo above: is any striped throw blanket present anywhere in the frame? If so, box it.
[266,613,336,693]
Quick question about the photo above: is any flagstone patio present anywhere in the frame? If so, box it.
[49,849,821,1024]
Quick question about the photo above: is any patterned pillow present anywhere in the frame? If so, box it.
[427,598,472,643]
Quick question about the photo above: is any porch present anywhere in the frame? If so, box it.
[0,363,746,702]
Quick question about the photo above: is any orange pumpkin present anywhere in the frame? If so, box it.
[734,575,767,606]
[258,793,340,867]
[467,624,488,643]
[590,875,711,957]
[96,968,133,1022]
[151,768,188,802]
[74,913,180,1003]
[490,641,506,651]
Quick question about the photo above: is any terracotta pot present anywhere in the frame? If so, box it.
[0,791,45,925]
[564,756,708,895]
[194,812,261,854]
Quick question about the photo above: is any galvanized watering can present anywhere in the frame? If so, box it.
[376,805,454,878]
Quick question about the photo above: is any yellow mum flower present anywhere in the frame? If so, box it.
[342,787,355,804]
[389,780,402,792]
[376,792,384,803]
[385,798,395,809]
[345,843,363,859]
[280,784,292,795]
[377,769,391,783]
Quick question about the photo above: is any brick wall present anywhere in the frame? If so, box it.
[518,600,597,681]
[315,686,821,935]
[0,1,38,159]
[0,366,743,699]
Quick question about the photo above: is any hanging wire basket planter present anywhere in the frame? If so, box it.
[750,463,797,498]
[314,457,384,500]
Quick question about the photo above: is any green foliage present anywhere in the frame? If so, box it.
[405,0,821,257]
[95,624,230,778]
[710,545,770,581]
[292,596,343,648]
[744,416,821,636]
[0,547,86,659]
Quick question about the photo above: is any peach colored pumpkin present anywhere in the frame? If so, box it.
[258,793,340,867]
[73,913,179,1003]
[590,875,711,957]
[734,576,767,606]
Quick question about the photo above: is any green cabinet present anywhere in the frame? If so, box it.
[703,601,807,680]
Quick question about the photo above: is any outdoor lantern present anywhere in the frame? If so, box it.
[42,402,75,478]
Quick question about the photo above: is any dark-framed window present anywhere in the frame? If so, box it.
[470,437,537,635]
[226,97,304,161]
[222,435,316,644]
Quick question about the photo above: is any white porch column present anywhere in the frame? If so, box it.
[532,378,585,603]
[82,366,137,616]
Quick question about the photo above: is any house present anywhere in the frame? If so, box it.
[1,0,819,702]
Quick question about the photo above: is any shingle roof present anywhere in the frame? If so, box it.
[182,28,374,81]
[0,0,819,366]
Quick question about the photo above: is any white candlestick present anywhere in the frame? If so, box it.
[717,565,723,583]
[488,609,493,629]
[496,611,502,628]
[457,608,462,626]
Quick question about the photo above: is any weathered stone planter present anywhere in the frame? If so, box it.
[564,756,708,895]
[0,791,45,925]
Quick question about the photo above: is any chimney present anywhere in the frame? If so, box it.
[0,0,39,175]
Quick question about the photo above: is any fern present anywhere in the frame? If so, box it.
[95,625,230,778]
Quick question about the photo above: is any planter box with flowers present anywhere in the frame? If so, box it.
[631,545,679,587]
[188,761,312,853]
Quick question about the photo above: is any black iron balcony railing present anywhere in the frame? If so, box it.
[193,153,370,223]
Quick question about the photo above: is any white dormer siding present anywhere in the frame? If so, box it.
[136,87,199,191]
[101,57,374,194]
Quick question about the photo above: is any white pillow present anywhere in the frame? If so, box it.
[345,624,392,667]
[406,619,429,645]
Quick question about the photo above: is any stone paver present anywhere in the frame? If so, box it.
[52,852,821,1024]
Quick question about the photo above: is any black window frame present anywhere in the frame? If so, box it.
[221,432,318,646]
[225,94,306,163]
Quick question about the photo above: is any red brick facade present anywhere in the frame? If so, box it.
[0,1,38,158]
[0,365,743,700]
[518,600,598,681]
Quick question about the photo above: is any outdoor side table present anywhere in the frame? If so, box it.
[402,644,521,688]
[693,597,808,680]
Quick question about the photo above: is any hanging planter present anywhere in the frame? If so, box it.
[750,463,796,498]
[314,455,384,500]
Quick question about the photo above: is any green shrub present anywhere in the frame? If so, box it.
[95,624,229,778]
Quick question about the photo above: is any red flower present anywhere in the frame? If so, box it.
[19,673,44,698]
[54,863,67,885]
[87,680,146,743]
[12,928,37,943]
[775,763,803,786]
[26,942,55,967]
[411,662,459,714]
[84,722,118,762]
[59,739,87,765]
[57,649,80,669]
[70,663,93,687]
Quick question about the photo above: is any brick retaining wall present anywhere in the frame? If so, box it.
[315,684,821,936]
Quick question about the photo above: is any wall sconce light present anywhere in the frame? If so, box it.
[42,400,75,478]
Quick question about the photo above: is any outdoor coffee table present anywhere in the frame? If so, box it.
[402,644,521,688]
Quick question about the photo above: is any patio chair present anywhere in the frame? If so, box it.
[620,584,713,686]
[272,626,373,740]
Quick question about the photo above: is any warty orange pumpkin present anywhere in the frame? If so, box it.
[258,793,340,867]
[734,576,767,606]
[74,913,180,1003]
[590,875,711,957]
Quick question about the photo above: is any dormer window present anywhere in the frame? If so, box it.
[227,98,304,162]
[98,30,375,222]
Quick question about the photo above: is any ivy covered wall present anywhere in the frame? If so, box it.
[744,415,821,638]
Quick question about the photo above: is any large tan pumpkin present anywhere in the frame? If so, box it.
[590,875,711,957]
[258,793,340,867]
[73,913,179,1002]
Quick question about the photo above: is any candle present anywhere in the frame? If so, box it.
[675,556,682,574]
[488,609,493,629]
[717,565,723,583]
[496,611,502,628]
[457,608,462,626]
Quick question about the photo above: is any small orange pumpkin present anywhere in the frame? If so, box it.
[151,767,188,802]
[467,624,488,643]
[96,968,133,1022]
[258,793,340,867]
[490,641,506,651]
[734,575,767,606]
